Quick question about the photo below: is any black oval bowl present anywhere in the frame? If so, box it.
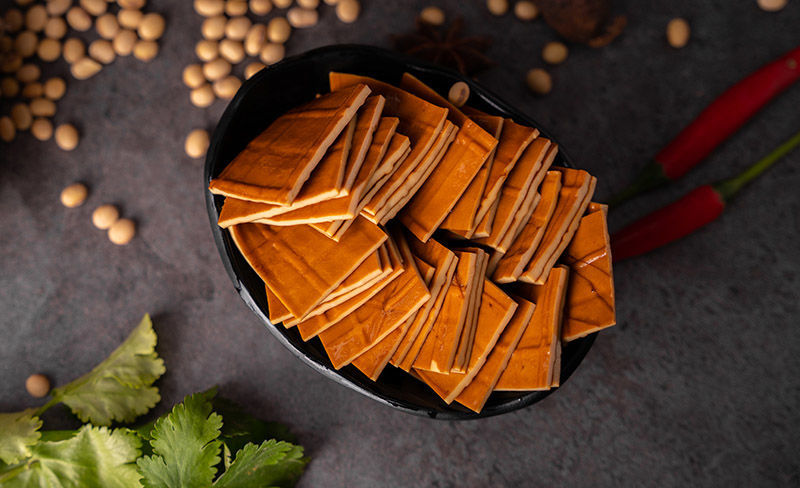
[204,44,596,419]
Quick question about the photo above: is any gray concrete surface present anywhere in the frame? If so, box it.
[1,1,799,486]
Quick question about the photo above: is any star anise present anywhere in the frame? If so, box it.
[391,17,494,76]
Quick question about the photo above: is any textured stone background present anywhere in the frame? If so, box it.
[1,1,799,486]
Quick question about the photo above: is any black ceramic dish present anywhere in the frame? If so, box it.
[204,44,597,419]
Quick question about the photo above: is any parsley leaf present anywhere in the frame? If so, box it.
[0,410,42,465]
[0,425,142,488]
[213,440,308,488]
[211,396,297,452]
[50,314,166,425]
[137,391,223,488]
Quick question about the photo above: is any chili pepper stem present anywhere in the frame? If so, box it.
[606,161,669,209]
[714,129,800,201]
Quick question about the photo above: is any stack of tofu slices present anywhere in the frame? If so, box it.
[209,72,616,413]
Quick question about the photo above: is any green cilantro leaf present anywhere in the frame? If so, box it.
[0,425,142,488]
[0,410,42,464]
[213,440,308,488]
[210,396,297,453]
[50,314,166,425]
[137,391,223,488]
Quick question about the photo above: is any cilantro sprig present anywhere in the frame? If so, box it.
[0,315,308,488]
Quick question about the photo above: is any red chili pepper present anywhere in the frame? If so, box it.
[611,129,800,262]
[608,44,800,208]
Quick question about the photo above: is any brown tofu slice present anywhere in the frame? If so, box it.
[314,131,411,239]
[318,236,431,370]
[228,216,386,318]
[474,137,552,250]
[492,170,562,283]
[330,73,449,219]
[413,250,478,373]
[414,280,518,404]
[494,144,560,254]
[209,84,370,205]
[495,266,568,391]
[471,197,499,238]
[216,119,356,228]
[294,238,403,339]
[351,254,436,381]
[398,74,497,242]
[338,95,385,194]
[520,169,596,284]
[451,247,488,373]
[257,116,399,226]
[561,204,616,342]
[473,118,539,225]
[377,121,458,224]
[441,115,505,235]
[266,245,386,324]
[454,297,535,413]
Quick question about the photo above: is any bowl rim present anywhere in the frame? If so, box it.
[204,43,598,420]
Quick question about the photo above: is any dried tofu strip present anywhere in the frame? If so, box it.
[318,234,430,369]
[351,252,436,380]
[493,170,562,283]
[294,238,403,340]
[330,72,449,219]
[340,95,385,194]
[377,121,458,224]
[311,128,409,238]
[520,169,597,284]
[391,233,458,369]
[561,204,616,342]
[442,115,504,235]
[398,74,497,242]
[451,247,488,374]
[495,144,559,254]
[454,297,535,413]
[495,266,569,391]
[474,137,552,250]
[471,197,499,238]
[415,280,518,404]
[228,216,386,318]
[266,245,386,325]
[216,119,356,228]
[473,119,539,225]
[413,250,478,373]
[210,84,370,205]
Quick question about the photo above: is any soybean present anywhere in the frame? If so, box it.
[14,30,39,58]
[225,0,249,16]
[244,24,267,56]
[758,0,787,11]
[541,41,568,65]
[514,1,538,21]
[16,64,41,83]
[11,103,33,130]
[195,0,225,17]
[183,64,205,88]
[213,75,241,99]
[25,374,50,398]
[336,0,359,23]
[487,0,508,15]
[288,7,318,28]
[1,78,20,98]
[666,18,690,48]
[190,84,215,107]
[267,17,291,43]
[203,58,231,81]
[96,13,120,40]
[108,218,136,245]
[259,42,284,64]
[249,0,273,15]
[113,29,138,56]
[273,0,292,7]
[2,54,23,74]
[89,39,116,64]
[30,97,56,117]
[447,81,469,107]
[63,38,86,63]
[71,57,102,79]
[419,6,445,26]
[67,7,92,32]
[244,61,266,79]
[138,13,165,41]
[219,39,245,64]
[118,9,143,30]
[4,9,25,33]
[55,123,79,150]
[0,116,16,142]
[38,39,62,62]
[43,77,66,99]
[92,204,120,229]
[31,117,53,140]
[22,82,44,98]
[133,39,159,61]
[118,0,146,8]
[185,129,210,158]
[44,17,68,39]
[202,15,227,40]
[225,16,252,40]
[47,0,72,16]
[196,40,219,62]
[25,5,48,32]
[297,0,319,8]
[525,68,552,95]
[60,182,88,207]
[80,0,107,16]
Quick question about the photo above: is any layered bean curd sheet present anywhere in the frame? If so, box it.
[209,73,616,413]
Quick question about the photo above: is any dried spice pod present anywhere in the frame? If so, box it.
[536,0,625,46]
[392,18,493,76]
